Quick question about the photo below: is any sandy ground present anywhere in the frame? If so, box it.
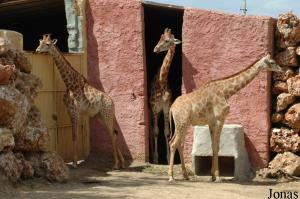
[0,158,299,199]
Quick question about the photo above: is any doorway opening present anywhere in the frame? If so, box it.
[0,0,68,51]
[144,2,183,164]
[194,156,235,177]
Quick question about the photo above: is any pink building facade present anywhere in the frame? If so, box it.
[86,0,274,170]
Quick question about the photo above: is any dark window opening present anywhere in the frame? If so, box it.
[144,3,183,164]
[194,156,235,177]
[0,0,68,52]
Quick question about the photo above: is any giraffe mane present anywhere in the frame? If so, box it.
[209,56,263,83]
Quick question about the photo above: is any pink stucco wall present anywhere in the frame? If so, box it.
[86,0,147,160]
[182,9,274,170]
[86,1,275,169]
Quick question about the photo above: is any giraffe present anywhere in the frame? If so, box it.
[36,34,125,169]
[168,53,283,182]
[149,28,181,164]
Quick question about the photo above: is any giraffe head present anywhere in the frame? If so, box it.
[260,53,283,73]
[36,34,57,53]
[153,28,181,53]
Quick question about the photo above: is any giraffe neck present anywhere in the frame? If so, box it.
[219,61,263,98]
[48,45,85,90]
[158,46,175,87]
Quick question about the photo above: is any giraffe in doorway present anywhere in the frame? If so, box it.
[149,28,181,164]
[36,34,125,169]
[168,54,283,182]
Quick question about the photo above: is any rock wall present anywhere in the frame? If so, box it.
[268,12,300,177]
[182,9,274,170]
[0,33,68,183]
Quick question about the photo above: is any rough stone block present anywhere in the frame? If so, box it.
[192,125,251,181]
[284,103,300,131]
[271,113,283,123]
[258,152,300,178]
[0,64,17,85]
[270,128,300,153]
[276,93,296,112]
[287,75,300,96]
[274,47,298,67]
[26,152,69,182]
[273,67,295,82]
[273,81,288,94]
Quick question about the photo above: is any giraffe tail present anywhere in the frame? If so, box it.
[113,115,119,135]
[169,109,175,142]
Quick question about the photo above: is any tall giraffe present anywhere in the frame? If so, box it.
[168,54,283,182]
[36,34,124,169]
[149,28,181,164]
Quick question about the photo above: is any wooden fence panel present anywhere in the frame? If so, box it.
[26,52,90,162]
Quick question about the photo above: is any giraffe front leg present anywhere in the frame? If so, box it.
[209,120,225,182]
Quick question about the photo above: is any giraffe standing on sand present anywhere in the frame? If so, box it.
[168,54,283,182]
[36,34,124,169]
[149,28,181,163]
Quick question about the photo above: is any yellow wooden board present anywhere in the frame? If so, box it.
[26,52,90,162]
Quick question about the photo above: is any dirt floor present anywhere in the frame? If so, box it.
[0,157,299,199]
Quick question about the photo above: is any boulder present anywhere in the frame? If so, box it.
[273,81,288,94]
[273,67,295,82]
[0,128,14,152]
[276,93,296,112]
[26,152,69,182]
[15,71,42,103]
[270,128,300,153]
[274,47,298,67]
[271,113,283,123]
[0,49,31,74]
[284,103,300,131]
[287,75,300,96]
[276,12,300,48]
[0,151,23,183]
[0,86,30,134]
[14,106,49,152]
[0,64,17,85]
[14,153,34,179]
[258,152,300,178]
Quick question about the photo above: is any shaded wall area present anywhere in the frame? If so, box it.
[86,0,145,160]
[182,9,274,170]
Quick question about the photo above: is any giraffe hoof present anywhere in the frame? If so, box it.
[168,177,175,183]
[211,176,221,182]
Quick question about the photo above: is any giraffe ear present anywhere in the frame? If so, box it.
[52,39,58,45]
[173,39,181,44]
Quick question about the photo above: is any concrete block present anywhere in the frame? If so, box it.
[192,125,252,181]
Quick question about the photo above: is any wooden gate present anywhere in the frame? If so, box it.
[26,52,90,162]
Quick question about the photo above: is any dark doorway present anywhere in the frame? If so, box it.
[0,0,68,51]
[144,3,183,164]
